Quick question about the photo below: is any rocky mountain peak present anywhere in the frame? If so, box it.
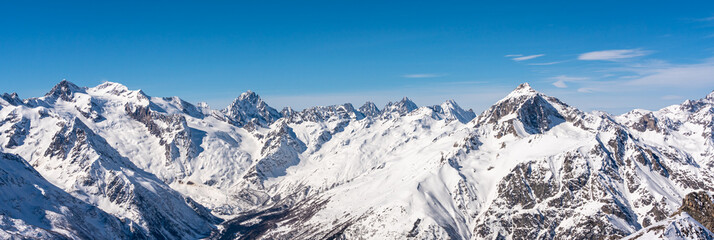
[359,101,381,117]
[45,79,84,102]
[476,84,577,136]
[430,99,476,123]
[222,90,281,127]
[515,82,532,90]
[281,106,296,117]
[1,92,23,106]
[287,103,365,123]
[383,97,418,115]
[503,82,538,100]
[90,81,150,101]
[676,191,714,233]
[238,90,259,102]
[706,89,714,101]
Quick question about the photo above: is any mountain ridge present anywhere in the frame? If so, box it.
[1,79,713,239]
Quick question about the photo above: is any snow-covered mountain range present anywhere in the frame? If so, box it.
[1,80,713,239]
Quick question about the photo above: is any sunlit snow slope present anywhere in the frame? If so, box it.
[1,80,713,240]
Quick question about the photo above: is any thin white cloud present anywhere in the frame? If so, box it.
[504,54,523,57]
[625,61,714,86]
[549,75,589,88]
[402,74,444,78]
[528,61,564,66]
[512,54,545,61]
[553,80,568,88]
[578,49,650,61]
[577,88,595,93]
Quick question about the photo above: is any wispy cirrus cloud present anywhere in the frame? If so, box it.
[560,58,714,98]
[578,49,650,61]
[511,54,545,61]
[577,87,596,93]
[624,60,714,86]
[528,61,564,66]
[549,75,588,88]
[402,73,445,78]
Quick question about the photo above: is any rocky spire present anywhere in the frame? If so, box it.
[1,92,23,106]
[45,79,84,102]
[222,90,281,128]
[475,83,580,137]
[437,99,476,123]
[382,97,418,115]
[359,101,381,117]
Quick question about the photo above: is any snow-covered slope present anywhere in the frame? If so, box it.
[2,80,714,239]
[623,212,714,240]
[623,191,714,240]
[0,151,135,239]
[0,81,219,239]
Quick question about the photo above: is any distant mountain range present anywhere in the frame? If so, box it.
[1,80,713,239]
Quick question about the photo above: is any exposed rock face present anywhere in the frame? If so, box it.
[623,212,714,240]
[244,121,307,186]
[475,83,583,138]
[3,117,29,148]
[0,152,136,239]
[125,103,200,178]
[632,112,661,132]
[623,192,714,240]
[285,103,364,123]
[45,80,84,103]
[428,100,476,124]
[473,150,637,239]
[1,93,23,106]
[382,97,418,116]
[41,118,218,239]
[221,91,282,128]
[358,101,381,117]
[676,191,714,233]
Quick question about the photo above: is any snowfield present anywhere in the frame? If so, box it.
[1,80,714,239]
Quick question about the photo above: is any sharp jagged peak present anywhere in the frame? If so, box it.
[3,92,19,99]
[1,92,23,106]
[516,82,532,90]
[45,79,85,101]
[475,82,584,136]
[432,99,476,123]
[223,90,281,127]
[281,106,295,117]
[704,89,714,102]
[440,99,475,115]
[400,96,416,105]
[237,90,260,102]
[383,97,418,115]
[227,90,273,110]
[441,99,460,108]
[359,101,381,117]
[361,101,378,107]
[501,82,539,100]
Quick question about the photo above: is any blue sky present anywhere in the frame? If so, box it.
[2,1,714,113]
